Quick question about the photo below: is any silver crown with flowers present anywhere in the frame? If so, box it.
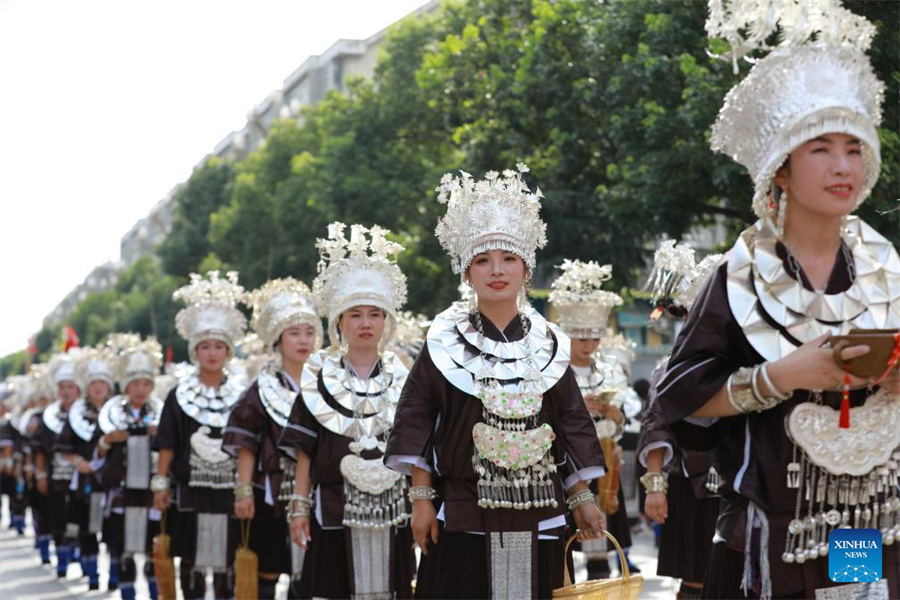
[436,163,547,274]
[75,345,116,391]
[707,0,884,219]
[173,270,247,363]
[646,240,724,313]
[246,277,322,350]
[313,222,407,350]
[549,259,622,339]
[49,350,84,388]
[107,333,162,390]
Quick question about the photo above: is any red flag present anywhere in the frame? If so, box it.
[27,336,38,356]
[63,324,80,351]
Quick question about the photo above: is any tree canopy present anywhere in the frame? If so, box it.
[5,0,897,377]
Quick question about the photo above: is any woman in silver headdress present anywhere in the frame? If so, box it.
[96,335,164,599]
[655,1,900,597]
[384,166,606,599]
[637,241,723,600]
[278,223,415,599]
[152,271,247,600]
[549,259,644,578]
[30,353,83,578]
[223,278,322,598]
[55,346,116,590]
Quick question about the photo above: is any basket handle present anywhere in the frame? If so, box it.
[562,530,631,587]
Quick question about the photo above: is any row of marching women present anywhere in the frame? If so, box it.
[1,1,899,598]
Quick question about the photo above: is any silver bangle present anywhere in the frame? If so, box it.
[565,488,595,511]
[234,482,254,501]
[640,471,668,494]
[98,436,111,451]
[150,474,170,493]
[407,486,436,502]
[288,494,312,519]
[759,363,791,401]
[728,366,781,413]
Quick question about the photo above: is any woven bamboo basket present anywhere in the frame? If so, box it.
[553,530,643,600]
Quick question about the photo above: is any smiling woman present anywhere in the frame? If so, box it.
[385,165,606,599]
[277,223,415,599]
[652,1,900,597]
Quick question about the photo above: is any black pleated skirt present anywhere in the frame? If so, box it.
[656,475,718,582]
[248,487,291,575]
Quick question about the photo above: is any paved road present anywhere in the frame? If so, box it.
[1,497,679,599]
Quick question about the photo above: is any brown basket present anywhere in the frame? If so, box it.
[235,519,259,600]
[553,531,643,600]
[595,438,621,515]
[152,513,177,600]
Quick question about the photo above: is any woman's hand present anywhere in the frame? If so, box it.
[573,502,606,540]
[768,333,870,394]
[290,515,311,549]
[234,495,254,520]
[76,460,93,475]
[153,489,170,511]
[644,491,668,524]
[411,499,439,555]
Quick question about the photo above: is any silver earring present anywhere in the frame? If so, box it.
[776,187,788,239]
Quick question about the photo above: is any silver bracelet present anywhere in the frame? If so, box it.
[288,494,312,519]
[98,436,111,451]
[407,486,436,502]
[759,362,791,401]
[565,488,595,511]
[234,482,254,501]
[728,366,781,413]
[640,471,668,494]
[150,474,170,493]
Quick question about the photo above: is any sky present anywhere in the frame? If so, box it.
[0,0,428,357]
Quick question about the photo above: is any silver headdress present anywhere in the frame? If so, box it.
[313,222,408,350]
[48,350,83,389]
[435,163,547,274]
[75,345,116,391]
[173,270,247,363]
[108,333,163,390]
[598,333,636,375]
[245,277,322,351]
[707,0,884,218]
[549,259,622,339]
[646,240,724,316]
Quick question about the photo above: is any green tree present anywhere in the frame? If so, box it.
[158,158,235,277]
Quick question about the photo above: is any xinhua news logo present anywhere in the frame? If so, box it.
[828,529,882,583]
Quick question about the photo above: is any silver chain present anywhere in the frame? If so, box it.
[782,240,856,288]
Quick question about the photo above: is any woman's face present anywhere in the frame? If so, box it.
[57,380,80,407]
[466,250,526,306]
[339,306,386,352]
[86,380,111,404]
[775,132,864,221]
[278,324,317,365]
[195,339,229,373]
[125,379,153,406]
[571,338,601,364]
